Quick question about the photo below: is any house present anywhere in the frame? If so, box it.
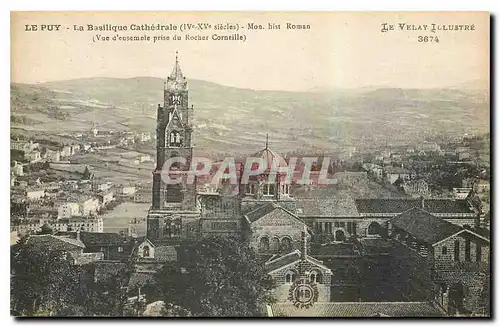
[59,145,73,157]
[403,179,430,197]
[80,197,100,216]
[51,216,104,233]
[25,233,103,265]
[25,150,41,163]
[122,237,179,291]
[137,132,152,143]
[137,154,152,163]
[12,161,24,176]
[11,219,45,236]
[82,143,92,152]
[453,188,472,200]
[10,231,20,246]
[11,140,39,152]
[136,238,177,263]
[64,231,133,261]
[58,202,81,218]
[98,191,114,206]
[384,166,415,184]
[45,149,61,162]
[265,229,332,303]
[92,180,112,192]
[26,188,45,201]
[418,141,442,154]
[121,186,137,196]
[475,179,490,194]
[362,163,383,180]
[71,144,81,154]
[389,208,490,315]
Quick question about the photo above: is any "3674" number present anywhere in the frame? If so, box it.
[418,36,440,43]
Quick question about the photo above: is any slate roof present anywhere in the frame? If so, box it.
[264,250,301,273]
[66,232,127,246]
[270,302,443,317]
[153,245,178,262]
[244,202,304,226]
[27,234,85,251]
[355,199,475,214]
[422,199,475,214]
[473,227,490,240]
[264,250,331,274]
[384,167,414,174]
[356,199,419,213]
[245,202,278,222]
[390,208,462,245]
[295,196,359,217]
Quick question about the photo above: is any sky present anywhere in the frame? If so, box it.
[11,12,489,91]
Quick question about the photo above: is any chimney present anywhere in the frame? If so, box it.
[301,226,307,260]
[76,229,81,241]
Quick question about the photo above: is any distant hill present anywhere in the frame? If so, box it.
[10,77,490,155]
[448,78,490,91]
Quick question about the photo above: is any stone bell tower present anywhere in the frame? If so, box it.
[148,52,199,242]
[152,51,194,208]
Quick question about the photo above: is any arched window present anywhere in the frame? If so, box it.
[367,222,381,236]
[285,271,296,283]
[169,131,182,147]
[164,221,172,238]
[259,236,270,252]
[335,229,346,242]
[310,270,323,284]
[270,237,280,251]
[280,236,293,251]
[143,245,150,257]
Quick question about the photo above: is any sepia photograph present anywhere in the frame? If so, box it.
[9,11,490,318]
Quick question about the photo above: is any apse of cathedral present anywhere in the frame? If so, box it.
[147,54,302,251]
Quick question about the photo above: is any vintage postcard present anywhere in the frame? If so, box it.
[10,11,490,317]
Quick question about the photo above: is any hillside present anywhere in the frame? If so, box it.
[11,77,490,155]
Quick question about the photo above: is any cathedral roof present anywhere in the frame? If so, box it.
[250,148,288,170]
[247,134,288,171]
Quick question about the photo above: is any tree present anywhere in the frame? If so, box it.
[82,166,92,180]
[10,238,89,316]
[156,236,275,317]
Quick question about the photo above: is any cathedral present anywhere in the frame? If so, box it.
[142,55,489,312]
[146,54,306,255]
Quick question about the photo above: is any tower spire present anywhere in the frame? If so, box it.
[265,133,269,150]
[169,51,184,81]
